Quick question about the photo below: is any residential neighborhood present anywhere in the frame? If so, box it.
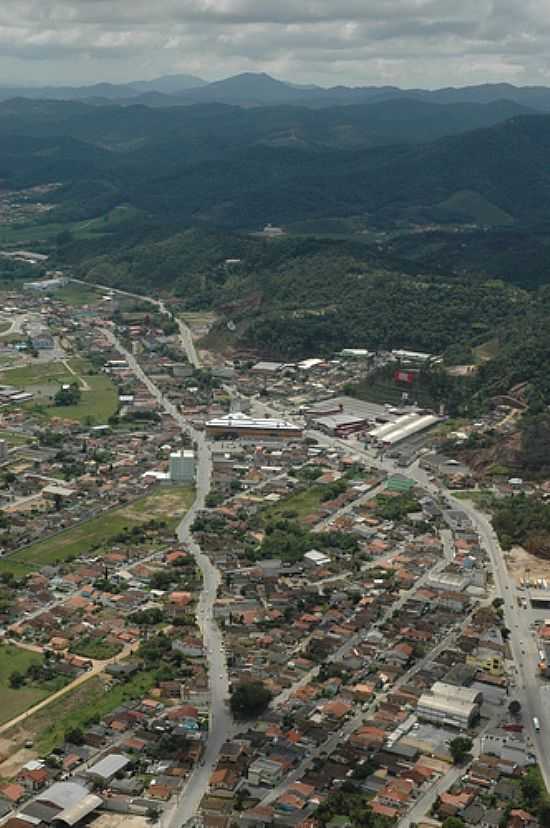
[0,276,548,828]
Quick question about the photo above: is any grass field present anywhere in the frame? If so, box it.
[0,361,73,387]
[0,206,147,246]
[260,484,335,524]
[54,284,101,308]
[0,358,118,425]
[0,645,50,726]
[0,430,35,446]
[2,668,156,754]
[45,372,118,424]
[0,485,195,574]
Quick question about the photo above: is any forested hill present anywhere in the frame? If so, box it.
[1,98,550,227]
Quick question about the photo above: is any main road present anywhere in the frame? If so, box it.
[101,326,233,826]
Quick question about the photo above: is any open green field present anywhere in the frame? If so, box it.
[45,372,118,424]
[260,484,338,524]
[3,667,156,754]
[0,358,118,424]
[0,206,147,246]
[0,645,51,726]
[54,284,101,308]
[0,484,195,574]
[0,361,73,387]
[0,429,35,446]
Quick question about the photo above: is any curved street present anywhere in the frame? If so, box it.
[99,322,233,827]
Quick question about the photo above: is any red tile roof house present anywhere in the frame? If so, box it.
[0,783,26,803]
[16,768,49,792]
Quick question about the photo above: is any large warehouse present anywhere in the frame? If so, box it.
[22,781,102,826]
[205,412,303,441]
[417,681,482,729]
[368,413,440,446]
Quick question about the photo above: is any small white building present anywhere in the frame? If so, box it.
[304,549,331,568]
[169,449,195,483]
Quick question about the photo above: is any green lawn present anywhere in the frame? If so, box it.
[0,645,51,726]
[1,484,195,570]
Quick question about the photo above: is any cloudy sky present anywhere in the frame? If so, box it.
[1,0,550,88]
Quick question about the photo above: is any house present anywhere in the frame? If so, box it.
[248,757,286,786]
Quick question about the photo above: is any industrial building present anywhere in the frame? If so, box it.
[312,412,369,437]
[368,413,440,446]
[392,349,440,365]
[169,449,196,483]
[22,781,102,826]
[417,681,482,729]
[205,412,303,441]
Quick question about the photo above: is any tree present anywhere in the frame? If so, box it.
[9,671,24,688]
[64,727,84,745]
[508,700,522,716]
[54,383,81,407]
[449,736,473,764]
[230,681,272,719]
[443,819,465,828]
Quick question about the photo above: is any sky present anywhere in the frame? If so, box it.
[1,0,550,88]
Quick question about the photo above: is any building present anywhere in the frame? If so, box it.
[369,413,440,447]
[86,753,130,783]
[25,780,102,826]
[466,648,505,676]
[205,412,303,441]
[417,681,482,729]
[169,449,195,483]
[312,412,368,437]
[304,549,331,568]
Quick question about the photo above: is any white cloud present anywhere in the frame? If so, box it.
[0,0,547,87]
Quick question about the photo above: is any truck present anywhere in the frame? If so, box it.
[533,716,541,732]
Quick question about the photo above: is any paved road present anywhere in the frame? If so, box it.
[101,327,232,826]
[70,277,201,369]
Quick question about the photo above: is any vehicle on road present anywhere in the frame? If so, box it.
[533,716,541,731]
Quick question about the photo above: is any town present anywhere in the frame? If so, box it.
[0,272,548,828]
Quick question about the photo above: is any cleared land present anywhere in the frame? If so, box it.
[0,645,51,726]
[260,484,339,524]
[1,668,155,755]
[54,284,101,307]
[0,484,195,574]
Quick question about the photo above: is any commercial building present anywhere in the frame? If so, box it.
[417,682,482,729]
[205,412,302,441]
[169,449,195,483]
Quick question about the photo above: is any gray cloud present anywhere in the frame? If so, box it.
[0,0,548,87]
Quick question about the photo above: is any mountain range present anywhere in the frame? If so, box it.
[7,72,550,111]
